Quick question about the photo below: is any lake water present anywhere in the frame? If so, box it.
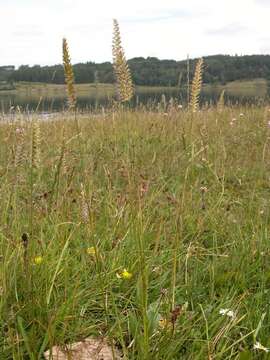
[0,86,268,113]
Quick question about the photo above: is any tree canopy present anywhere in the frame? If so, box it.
[6,54,270,86]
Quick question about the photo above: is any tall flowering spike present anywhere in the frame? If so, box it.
[112,19,134,103]
[80,183,89,223]
[217,89,225,112]
[62,38,76,110]
[31,120,41,169]
[190,58,203,113]
[14,125,25,169]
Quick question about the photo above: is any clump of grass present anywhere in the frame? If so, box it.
[62,38,76,110]
[112,19,134,103]
[190,58,204,112]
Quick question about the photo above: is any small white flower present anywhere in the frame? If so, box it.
[219,308,235,318]
[200,186,208,193]
[15,128,24,134]
[254,341,269,353]
[239,113,244,117]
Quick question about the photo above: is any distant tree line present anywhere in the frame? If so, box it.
[7,55,270,86]
[0,66,15,81]
[0,66,16,90]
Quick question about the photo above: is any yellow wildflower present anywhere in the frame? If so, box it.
[34,256,43,265]
[158,318,172,329]
[87,247,96,255]
[117,268,132,280]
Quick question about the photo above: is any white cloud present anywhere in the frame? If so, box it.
[0,0,268,67]
[254,0,270,6]
[206,24,249,36]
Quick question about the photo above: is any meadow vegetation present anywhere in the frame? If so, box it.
[0,20,270,360]
[1,105,270,359]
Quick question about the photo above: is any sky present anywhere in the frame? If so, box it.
[1,0,270,67]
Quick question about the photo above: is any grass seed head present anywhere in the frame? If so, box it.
[190,58,204,112]
[62,38,76,110]
[112,19,134,103]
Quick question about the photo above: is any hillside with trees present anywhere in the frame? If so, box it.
[5,54,270,87]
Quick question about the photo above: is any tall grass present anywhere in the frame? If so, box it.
[0,106,270,359]
[0,17,269,360]
[62,38,76,111]
[190,58,204,112]
[112,19,134,103]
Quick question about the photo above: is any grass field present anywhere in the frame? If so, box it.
[203,78,268,98]
[1,105,270,359]
[0,82,180,96]
[0,78,267,98]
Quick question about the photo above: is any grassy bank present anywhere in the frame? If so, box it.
[0,107,270,359]
[0,82,178,96]
[203,78,268,97]
[0,78,268,97]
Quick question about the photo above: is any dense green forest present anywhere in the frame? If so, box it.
[0,66,15,80]
[0,66,15,90]
[5,54,270,86]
